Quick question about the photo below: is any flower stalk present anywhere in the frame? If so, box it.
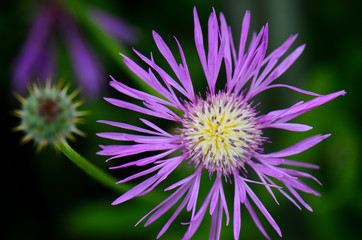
[59,140,126,194]
[59,140,165,204]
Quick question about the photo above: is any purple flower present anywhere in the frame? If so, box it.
[97,7,345,239]
[12,2,137,96]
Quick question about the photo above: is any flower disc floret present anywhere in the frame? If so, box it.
[181,92,262,175]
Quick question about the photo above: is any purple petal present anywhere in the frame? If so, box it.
[248,24,269,95]
[97,143,177,159]
[183,179,218,240]
[216,200,224,240]
[260,83,321,96]
[174,37,195,101]
[254,34,298,88]
[248,161,286,179]
[262,34,298,65]
[112,175,159,205]
[219,12,232,84]
[88,6,138,43]
[152,30,181,81]
[262,134,331,158]
[97,120,163,136]
[120,52,154,86]
[116,161,166,184]
[209,203,218,240]
[146,67,185,110]
[206,9,220,95]
[157,155,185,176]
[282,168,322,185]
[110,149,176,169]
[187,167,202,214]
[266,90,346,124]
[109,76,175,108]
[120,52,183,108]
[96,132,174,143]
[143,101,183,122]
[104,97,178,121]
[238,11,251,60]
[218,183,229,225]
[156,189,192,239]
[113,155,184,205]
[12,7,53,92]
[255,171,280,204]
[242,180,282,236]
[265,122,313,132]
[133,50,189,99]
[282,159,320,169]
[233,174,241,239]
[62,18,103,96]
[193,7,208,83]
[209,175,221,215]
[232,25,266,94]
[136,183,190,226]
[283,177,320,196]
[254,44,305,94]
[244,198,271,240]
[285,184,313,211]
[146,183,188,227]
[263,175,302,210]
[140,118,173,136]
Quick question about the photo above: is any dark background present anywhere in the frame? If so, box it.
[2,0,361,239]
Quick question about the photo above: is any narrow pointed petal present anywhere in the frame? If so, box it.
[262,134,331,158]
[282,159,320,169]
[244,198,271,240]
[256,44,306,93]
[109,76,175,108]
[104,97,178,121]
[97,120,162,136]
[193,7,208,80]
[156,190,192,238]
[110,149,176,169]
[266,122,313,132]
[112,175,159,205]
[242,181,282,237]
[153,30,181,80]
[233,178,241,240]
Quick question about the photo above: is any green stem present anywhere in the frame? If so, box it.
[58,141,165,204]
[59,141,129,194]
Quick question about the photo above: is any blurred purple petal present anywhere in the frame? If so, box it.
[88,6,138,43]
[12,7,53,92]
[62,19,104,95]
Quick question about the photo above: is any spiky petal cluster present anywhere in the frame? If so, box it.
[97,7,345,239]
[14,80,85,151]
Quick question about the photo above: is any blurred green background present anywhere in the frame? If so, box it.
[2,0,361,239]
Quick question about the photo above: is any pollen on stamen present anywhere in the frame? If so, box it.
[181,92,263,175]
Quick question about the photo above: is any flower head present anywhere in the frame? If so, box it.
[97,7,345,239]
[14,79,85,151]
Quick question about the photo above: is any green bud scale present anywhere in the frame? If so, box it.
[14,81,86,151]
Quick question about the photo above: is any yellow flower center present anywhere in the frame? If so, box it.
[181,93,262,174]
